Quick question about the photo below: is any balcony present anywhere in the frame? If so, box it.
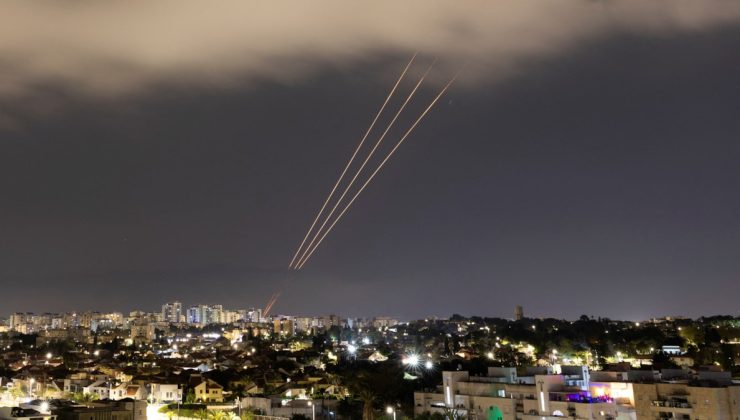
[651,401,691,409]
[650,400,692,416]
[550,393,613,404]
[656,414,690,420]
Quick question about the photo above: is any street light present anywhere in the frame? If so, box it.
[403,354,419,367]
[386,406,396,420]
[308,401,315,420]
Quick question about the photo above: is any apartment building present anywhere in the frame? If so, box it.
[415,366,621,420]
[632,370,740,420]
[416,367,740,420]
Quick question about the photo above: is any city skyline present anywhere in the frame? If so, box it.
[0,298,736,420]
[0,302,735,324]
[2,2,739,320]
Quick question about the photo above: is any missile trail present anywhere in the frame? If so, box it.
[293,60,437,269]
[287,53,417,268]
[263,290,281,317]
[296,72,460,269]
[263,292,278,315]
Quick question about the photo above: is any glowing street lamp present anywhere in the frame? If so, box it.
[308,401,315,420]
[424,360,433,370]
[386,406,396,420]
[406,354,419,367]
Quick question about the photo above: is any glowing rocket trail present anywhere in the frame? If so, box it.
[295,72,461,269]
[287,53,418,268]
[263,292,275,314]
[293,60,436,269]
[263,291,281,317]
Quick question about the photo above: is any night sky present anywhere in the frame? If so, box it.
[1,2,739,320]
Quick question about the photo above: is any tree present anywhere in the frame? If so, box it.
[10,386,25,400]
[719,344,735,371]
[185,390,197,404]
[332,359,415,420]
[494,346,531,367]
[357,388,376,420]
[442,407,466,420]
[338,397,361,419]
[208,410,229,420]
[415,413,446,420]
[71,392,99,403]
[651,352,678,369]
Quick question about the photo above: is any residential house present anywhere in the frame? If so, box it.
[83,379,112,399]
[194,379,224,403]
[148,383,182,403]
[109,383,147,401]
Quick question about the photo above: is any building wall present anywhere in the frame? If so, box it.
[420,371,739,420]
[633,382,740,420]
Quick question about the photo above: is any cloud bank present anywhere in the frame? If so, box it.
[1,0,740,99]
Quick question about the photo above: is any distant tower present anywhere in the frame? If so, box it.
[515,305,524,321]
[161,301,182,324]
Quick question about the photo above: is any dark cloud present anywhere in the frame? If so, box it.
[2,1,740,101]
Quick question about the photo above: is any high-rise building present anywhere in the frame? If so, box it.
[9,312,29,331]
[371,316,397,329]
[211,305,224,324]
[186,307,200,324]
[273,317,295,336]
[515,305,524,321]
[161,301,182,324]
[294,317,312,332]
[248,309,263,323]
[186,304,222,326]
[222,310,243,324]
